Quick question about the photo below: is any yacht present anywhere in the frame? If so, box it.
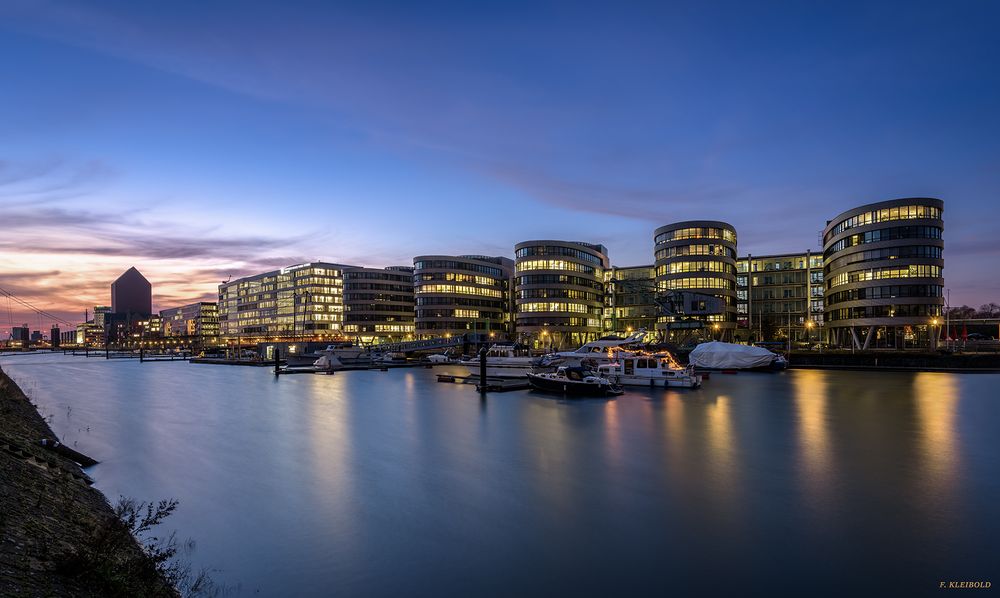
[539,329,648,368]
[596,351,702,389]
[461,343,536,378]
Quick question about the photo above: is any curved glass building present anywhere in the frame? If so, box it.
[653,221,738,340]
[823,198,944,349]
[412,255,513,339]
[514,240,609,349]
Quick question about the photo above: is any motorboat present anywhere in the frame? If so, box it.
[596,351,701,389]
[527,366,623,397]
[688,341,787,371]
[461,343,536,378]
[312,354,343,371]
[425,353,453,363]
[321,342,367,361]
[538,329,649,368]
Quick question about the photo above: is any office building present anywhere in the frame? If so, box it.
[736,252,824,344]
[413,255,513,339]
[514,240,608,349]
[653,221,738,341]
[604,265,658,336]
[111,267,152,316]
[218,262,348,342]
[160,302,220,348]
[823,198,944,349]
[343,266,415,344]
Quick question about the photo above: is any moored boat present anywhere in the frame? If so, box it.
[688,341,786,371]
[597,351,702,389]
[538,329,648,368]
[461,343,535,378]
[526,366,623,397]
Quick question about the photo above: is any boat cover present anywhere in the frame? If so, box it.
[688,341,777,369]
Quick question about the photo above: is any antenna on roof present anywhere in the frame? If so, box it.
[223,274,232,284]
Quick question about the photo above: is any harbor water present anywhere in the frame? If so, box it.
[1,353,997,596]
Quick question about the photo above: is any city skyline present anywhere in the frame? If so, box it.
[2,1,999,330]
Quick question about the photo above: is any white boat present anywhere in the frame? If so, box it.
[688,341,786,371]
[318,342,367,361]
[596,352,702,389]
[461,343,535,378]
[425,353,453,363]
[312,354,343,371]
[539,329,649,368]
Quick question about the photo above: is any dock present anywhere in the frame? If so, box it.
[436,374,530,392]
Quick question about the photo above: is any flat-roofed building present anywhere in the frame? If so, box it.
[218,262,348,342]
[736,251,824,344]
[823,198,944,349]
[160,302,220,349]
[514,240,608,349]
[343,266,415,344]
[413,255,513,340]
[604,265,658,336]
[653,221,738,341]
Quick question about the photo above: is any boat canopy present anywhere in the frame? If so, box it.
[688,341,779,369]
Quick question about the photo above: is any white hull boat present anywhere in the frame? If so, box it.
[461,344,535,379]
[597,352,701,389]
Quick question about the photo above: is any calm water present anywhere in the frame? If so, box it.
[2,353,998,596]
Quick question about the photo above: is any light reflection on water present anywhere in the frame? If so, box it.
[1,354,997,597]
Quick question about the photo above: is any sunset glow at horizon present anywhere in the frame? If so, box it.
[2,1,999,334]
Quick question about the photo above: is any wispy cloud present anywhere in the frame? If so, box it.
[0,158,327,329]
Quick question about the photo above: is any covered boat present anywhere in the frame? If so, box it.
[688,341,786,371]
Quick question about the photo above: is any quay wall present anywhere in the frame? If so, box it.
[787,351,1000,371]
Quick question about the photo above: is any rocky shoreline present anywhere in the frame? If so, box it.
[0,365,176,597]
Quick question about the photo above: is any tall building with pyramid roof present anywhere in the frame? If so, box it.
[111,267,152,316]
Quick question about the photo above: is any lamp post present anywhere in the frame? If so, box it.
[806,320,814,348]
[931,318,940,351]
[712,322,720,340]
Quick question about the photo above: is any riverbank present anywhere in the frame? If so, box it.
[0,366,176,597]
[787,351,1000,372]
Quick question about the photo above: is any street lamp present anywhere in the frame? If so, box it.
[806,320,815,346]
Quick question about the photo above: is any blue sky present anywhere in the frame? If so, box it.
[1,0,998,327]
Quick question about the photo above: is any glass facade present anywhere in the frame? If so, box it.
[735,252,824,344]
[603,265,657,336]
[514,241,609,349]
[412,255,513,339]
[653,221,737,340]
[823,198,945,349]
[218,263,346,341]
[159,301,220,347]
[342,266,415,344]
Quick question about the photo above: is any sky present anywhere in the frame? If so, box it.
[1,0,999,332]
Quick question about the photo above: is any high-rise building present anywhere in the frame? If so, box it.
[653,221,738,341]
[413,255,513,339]
[343,266,415,344]
[823,198,944,349]
[514,240,608,349]
[736,251,823,344]
[111,267,152,316]
[218,263,349,341]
